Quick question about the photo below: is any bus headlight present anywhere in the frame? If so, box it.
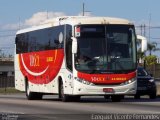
[75,77,94,85]
[120,77,136,86]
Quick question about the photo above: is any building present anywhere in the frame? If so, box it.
[0,58,14,77]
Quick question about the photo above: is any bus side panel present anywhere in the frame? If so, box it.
[37,59,74,94]
[40,59,67,94]
[38,72,59,94]
[14,54,25,91]
[59,70,74,95]
[16,50,64,93]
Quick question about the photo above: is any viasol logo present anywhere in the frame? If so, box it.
[30,54,40,67]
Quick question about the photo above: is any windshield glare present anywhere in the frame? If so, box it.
[75,25,137,74]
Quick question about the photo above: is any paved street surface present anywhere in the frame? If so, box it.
[0,93,160,120]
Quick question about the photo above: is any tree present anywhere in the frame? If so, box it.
[144,55,157,66]
[147,42,160,55]
[137,48,145,63]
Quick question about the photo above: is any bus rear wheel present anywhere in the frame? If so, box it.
[25,80,42,100]
[25,80,34,100]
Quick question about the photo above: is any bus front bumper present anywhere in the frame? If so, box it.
[73,80,137,95]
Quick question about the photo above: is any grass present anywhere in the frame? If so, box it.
[0,87,22,94]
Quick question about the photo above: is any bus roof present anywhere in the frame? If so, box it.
[16,16,133,34]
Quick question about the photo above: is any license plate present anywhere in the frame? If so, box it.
[103,88,114,93]
[137,87,147,90]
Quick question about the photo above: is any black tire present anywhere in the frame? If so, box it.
[34,93,43,100]
[25,79,42,100]
[134,94,140,99]
[111,95,124,102]
[59,80,80,102]
[104,95,110,99]
[25,80,34,100]
[60,81,70,102]
[149,91,157,99]
[71,96,81,102]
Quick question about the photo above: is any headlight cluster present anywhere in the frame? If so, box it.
[149,79,154,83]
[75,77,94,85]
[120,77,136,86]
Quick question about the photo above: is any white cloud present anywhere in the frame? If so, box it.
[0,11,66,56]
[1,11,66,30]
[24,11,66,26]
[1,11,94,31]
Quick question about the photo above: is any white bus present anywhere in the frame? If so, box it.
[15,16,138,102]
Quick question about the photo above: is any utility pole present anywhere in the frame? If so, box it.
[19,17,21,30]
[149,13,151,42]
[139,24,146,37]
[82,3,91,16]
[143,24,146,37]
[82,3,85,16]
[140,24,143,35]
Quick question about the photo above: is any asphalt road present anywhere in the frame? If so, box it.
[0,93,160,120]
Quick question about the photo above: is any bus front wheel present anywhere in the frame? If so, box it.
[60,81,70,102]
[111,95,124,102]
[59,80,80,102]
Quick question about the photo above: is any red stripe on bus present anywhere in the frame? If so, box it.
[19,49,64,84]
[77,71,136,84]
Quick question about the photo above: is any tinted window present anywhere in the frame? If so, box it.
[16,33,29,53]
[50,26,64,49]
[65,25,72,71]
[16,25,65,54]
[76,25,105,38]
[75,25,137,73]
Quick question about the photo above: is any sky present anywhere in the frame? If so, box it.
[0,0,160,56]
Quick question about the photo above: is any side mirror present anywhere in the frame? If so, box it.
[137,35,147,52]
[72,37,77,54]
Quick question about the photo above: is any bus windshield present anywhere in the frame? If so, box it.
[75,25,137,74]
